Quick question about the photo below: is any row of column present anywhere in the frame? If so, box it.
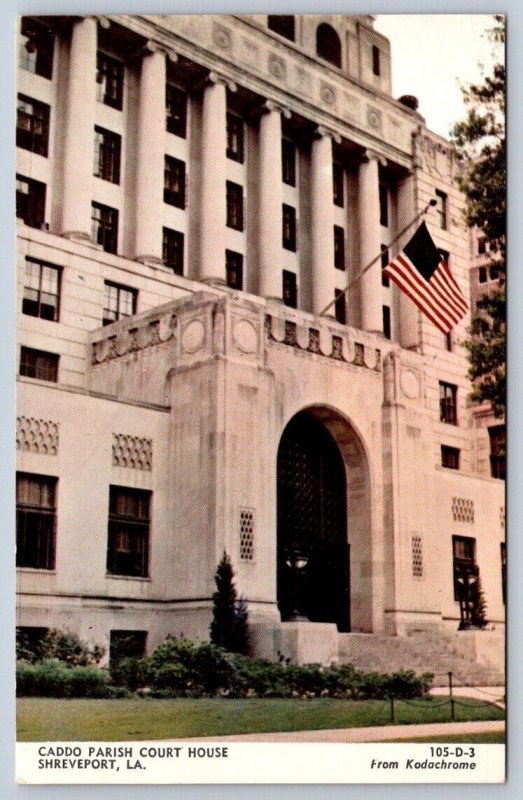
[61,17,386,333]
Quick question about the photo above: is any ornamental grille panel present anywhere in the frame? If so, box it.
[239,509,254,561]
[112,434,152,471]
[16,416,58,455]
[411,535,423,577]
[452,497,474,523]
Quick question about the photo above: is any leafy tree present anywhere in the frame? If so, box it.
[451,16,505,417]
[210,552,250,655]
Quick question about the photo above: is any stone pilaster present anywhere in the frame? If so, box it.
[311,127,339,316]
[358,150,384,333]
[396,170,419,348]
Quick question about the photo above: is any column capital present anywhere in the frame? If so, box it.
[94,15,111,30]
[260,100,291,119]
[314,125,341,144]
[361,148,387,167]
[204,70,237,93]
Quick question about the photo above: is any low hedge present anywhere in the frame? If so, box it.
[16,659,110,698]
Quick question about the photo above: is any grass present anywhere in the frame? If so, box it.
[17,696,504,741]
[388,731,505,744]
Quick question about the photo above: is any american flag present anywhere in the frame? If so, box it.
[383,222,468,334]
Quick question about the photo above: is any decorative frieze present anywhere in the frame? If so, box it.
[452,497,475,523]
[91,312,177,364]
[112,434,152,471]
[16,416,59,455]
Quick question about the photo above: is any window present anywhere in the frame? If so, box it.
[19,347,58,382]
[162,228,184,275]
[166,84,187,138]
[372,45,381,76]
[226,112,244,163]
[478,236,487,255]
[334,289,346,325]
[226,250,243,290]
[490,264,500,282]
[379,183,388,227]
[282,139,296,186]
[441,445,460,470]
[334,225,345,270]
[16,175,46,229]
[91,202,118,254]
[226,181,244,231]
[435,190,448,230]
[500,542,506,605]
[93,127,121,184]
[103,282,137,326]
[478,266,488,284]
[382,305,391,339]
[107,486,151,577]
[445,331,452,352]
[17,95,50,156]
[381,245,390,287]
[164,156,186,209]
[333,162,344,207]
[23,258,60,321]
[19,18,54,79]
[110,630,147,669]
[96,52,123,110]
[489,425,505,480]
[282,204,297,251]
[439,381,457,425]
[452,535,477,601]
[268,15,295,41]
[316,23,342,68]
[282,270,297,309]
[16,473,57,570]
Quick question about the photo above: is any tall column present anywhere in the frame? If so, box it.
[62,16,97,240]
[396,170,419,348]
[358,150,383,333]
[311,128,337,316]
[199,74,229,284]
[134,45,167,264]
[259,102,287,300]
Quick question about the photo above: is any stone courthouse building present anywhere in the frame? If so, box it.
[16,13,505,677]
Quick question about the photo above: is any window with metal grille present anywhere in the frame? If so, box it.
[94,126,121,184]
[164,156,186,209]
[282,270,297,308]
[435,190,448,230]
[489,425,505,479]
[16,175,46,229]
[91,202,118,254]
[381,245,390,286]
[379,183,388,227]
[96,52,123,110]
[441,445,460,470]
[16,473,57,569]
[439,381,457,425]
[23,258,60,321]
[19,18,54,79]
[20,347,59,382]
[382,305,391,339]
[335,289,346,325]
[226,112,244,163]
[17,95,50,157]
[103,282,137,326]
[107,486,151,578]
[226,250,243,290]
[372,45,381,76]
[282,204,297,251]
[452,535,477,601]
[282,139,296,186]
[239,509,254,561]
[500,542,506,605]
[166,84,187,138]
[411,535,423,577]
[316,23,341,68]
[226,181,244,231]
[162,228,184,275]
[333,162,344,207]
[334,225,345,270]
[268,15,295,41]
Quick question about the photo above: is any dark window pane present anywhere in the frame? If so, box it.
[162,228,184,275]
[107,486,150,577]
[478,266,488,284]
[16,175,46,229]
[382,305,391,339]
[316,23,341,68]
[166,84,187,138]
[17,95,50,157]
[379,184,388,227]
[226,250,243,290]
[372,45,381,76]
[20,19,54,79]
[282,204,296,251]
[439,381,457,425]
[381,245,390,286]
[489,425,505,479]
[282,139,296,186]
[268,15,295,41]
[226,112,244,163]
[23,258,60,321]
[164,156,186,208]
[16,473,57,569]
[441,445,460,469]
[226,181,244,231]
[91,202,118,253]
[103,282,136,325]
[334,225,345,270]
[333,162,344,207]
[19,347,58,382]
[452,535,478,603]
[282,270,297,308]
[435,190,447,230]
[97,52,124,110]
[94,127,121,184]
[335,289,346,325]
[110,630,147,667]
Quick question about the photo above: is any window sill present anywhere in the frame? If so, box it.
[17,567,56,574]
[105,573,151,582]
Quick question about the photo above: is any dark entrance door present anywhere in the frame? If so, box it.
[277,413,350,631]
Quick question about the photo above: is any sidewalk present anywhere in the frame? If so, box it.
[185,719,505,743]
[430,685,505,710]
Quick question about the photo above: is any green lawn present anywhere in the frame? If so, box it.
[17,696,504,741]
[388,731,505,744]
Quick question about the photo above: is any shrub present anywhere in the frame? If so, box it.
[16,629,104,667]
[16,659,109,698]
[210,553,250,655]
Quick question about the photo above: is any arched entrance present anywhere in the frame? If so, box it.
[277,411,350,631]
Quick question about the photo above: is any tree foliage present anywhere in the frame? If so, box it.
[210,552,250,655]
[451,16,505,417]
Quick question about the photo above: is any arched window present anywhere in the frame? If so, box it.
[268,15,295,42]
[316,23,342,68]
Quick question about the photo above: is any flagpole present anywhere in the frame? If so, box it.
[319,197,438,318]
